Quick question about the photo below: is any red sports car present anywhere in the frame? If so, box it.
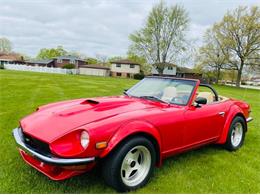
[13,77,252,191]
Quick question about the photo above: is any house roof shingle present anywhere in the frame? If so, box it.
[26,59,54,64]
[53,55,85,62]
[110,59,141,65]
[152,62,177,67]
[0,53,24,62]
[177,66,194,73]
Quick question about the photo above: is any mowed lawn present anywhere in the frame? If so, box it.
[0,70,259,193]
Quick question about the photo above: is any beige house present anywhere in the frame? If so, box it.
[79,64,110,77]
[110,59,140,78]
[151,64,177,76]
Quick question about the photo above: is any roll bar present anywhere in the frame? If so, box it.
[199,84,219,101]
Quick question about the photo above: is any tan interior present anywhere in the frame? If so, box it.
[196,92,230,104]
[197,92,214,104]
[218,95,229,102]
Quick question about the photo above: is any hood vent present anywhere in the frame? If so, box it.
[81,99,99,105]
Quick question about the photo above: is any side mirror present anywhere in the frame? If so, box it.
[194,97,207,107]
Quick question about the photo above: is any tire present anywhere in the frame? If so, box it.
[224,116,246,151]
[101,136,156,192]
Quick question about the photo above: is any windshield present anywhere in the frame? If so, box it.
[127,77,196,105]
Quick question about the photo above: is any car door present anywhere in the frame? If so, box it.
[150,107,186,154]
[183,102,227,147]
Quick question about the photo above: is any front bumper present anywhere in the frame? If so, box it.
[13,127,96,180]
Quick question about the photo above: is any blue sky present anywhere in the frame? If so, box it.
[0,0,259,58]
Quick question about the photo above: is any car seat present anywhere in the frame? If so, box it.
[161,86,177,102]
[197,92,214,104]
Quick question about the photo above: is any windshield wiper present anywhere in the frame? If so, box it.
[139,95,169,104]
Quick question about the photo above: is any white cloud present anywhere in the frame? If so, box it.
[0,0,259,58]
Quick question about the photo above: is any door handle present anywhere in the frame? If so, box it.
[219,112,225,117]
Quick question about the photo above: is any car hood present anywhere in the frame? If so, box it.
[20,96,157,143]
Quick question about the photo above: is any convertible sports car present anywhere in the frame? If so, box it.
[13,76,252,191]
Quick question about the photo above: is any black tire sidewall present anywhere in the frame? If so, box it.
[103,136,156,192]
[226,116,246,151]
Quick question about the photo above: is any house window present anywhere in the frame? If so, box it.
[130,64,135,68]
[116,72,122,77]
[57,59,62,63]
[70,59,75,64]
[168,66,173,70]
[116,64,121,68]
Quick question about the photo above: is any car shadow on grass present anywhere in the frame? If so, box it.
[145,144,233,193]
[157,143,227,171]
[24,144,227,193]
[48,166,115,193]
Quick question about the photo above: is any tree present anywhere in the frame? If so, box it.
[67,51,87,59]
[108,56,123,63]
[86,57,98,64]
[62,63,75,69]
[222,69,238,83]
[0,37,12,53]
[213,6,260,87]
[129,1,189,75]
[196,29,227,83]
[37,46,67,59]
[127,53,146,66]
[95,54,108,65]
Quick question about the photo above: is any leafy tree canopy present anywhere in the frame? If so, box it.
[86,57,98,64]
[0,37,12,53]
[212,6,260,86]
[36,46,67,59]
[129,1,189,74]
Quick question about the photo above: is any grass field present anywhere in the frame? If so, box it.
[0,70,259,193]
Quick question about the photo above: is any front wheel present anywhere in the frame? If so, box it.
[101,136,156,192]
[224,116,246,151]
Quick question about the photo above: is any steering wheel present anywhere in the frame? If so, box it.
[171,97,184,104]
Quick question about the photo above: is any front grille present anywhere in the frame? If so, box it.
[21,129,51,157]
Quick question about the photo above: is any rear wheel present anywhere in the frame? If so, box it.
[102,136,156,192]
[224,116,246,151]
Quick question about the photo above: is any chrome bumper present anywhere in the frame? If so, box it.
[246,117,253,123]
[12,128,95,166]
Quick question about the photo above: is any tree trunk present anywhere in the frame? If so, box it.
[216,66,221,84]
[157,67,164,75]
[236,60,244,87]
[236,69,242,87]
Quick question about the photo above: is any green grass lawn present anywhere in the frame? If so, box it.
[0,70,259,193]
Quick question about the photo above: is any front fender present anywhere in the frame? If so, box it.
[217,105,246,144]
[99,120,162,164]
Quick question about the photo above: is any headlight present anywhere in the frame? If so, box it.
[50,129,91,157]
[80,131,89,149]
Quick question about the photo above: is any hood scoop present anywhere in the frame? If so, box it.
[56,99,99,117]
[81,99,99,105]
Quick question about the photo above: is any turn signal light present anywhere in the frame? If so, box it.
[96,141,107,149]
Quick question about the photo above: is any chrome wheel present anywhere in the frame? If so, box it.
[231,122,243,147]
[120,145,151,187]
